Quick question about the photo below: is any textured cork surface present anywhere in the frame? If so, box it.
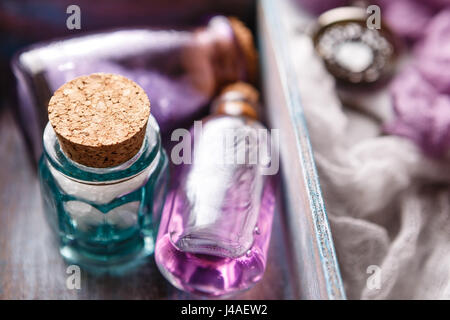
[48,73,150,168]
[229,17,259,85]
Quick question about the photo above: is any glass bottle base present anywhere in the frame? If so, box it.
[155,234,265,297]
[60,235,155,273]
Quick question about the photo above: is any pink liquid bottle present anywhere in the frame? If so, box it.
[155,82,277,297]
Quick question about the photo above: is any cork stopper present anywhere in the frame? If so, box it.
[214,82,260,120]
[228,17,259,85]
[48,73,150,168]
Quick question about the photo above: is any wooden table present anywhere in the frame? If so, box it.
[0,106,296,299]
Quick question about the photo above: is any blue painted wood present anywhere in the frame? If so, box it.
[258,0,346,300]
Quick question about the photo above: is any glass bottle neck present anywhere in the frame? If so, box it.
[42,114,163,184]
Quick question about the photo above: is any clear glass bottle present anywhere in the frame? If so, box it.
[155,83,277,297]
[39,75,169,269]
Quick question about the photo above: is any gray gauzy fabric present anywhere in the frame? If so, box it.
[284,2,450,300]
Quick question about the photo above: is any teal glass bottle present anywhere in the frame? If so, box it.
[39,114,169,269]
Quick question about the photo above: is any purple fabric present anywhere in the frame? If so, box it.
[293,0,348,15]
[378,0,437,41]
[415,9,450,94]
[386,68,450,157]
[386,9,450,157]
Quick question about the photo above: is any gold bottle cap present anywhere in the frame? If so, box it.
[213,82,259,120]
[48,73,150,168]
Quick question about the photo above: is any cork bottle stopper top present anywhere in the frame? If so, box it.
[214,82,260,120]
[48,73,150,168]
